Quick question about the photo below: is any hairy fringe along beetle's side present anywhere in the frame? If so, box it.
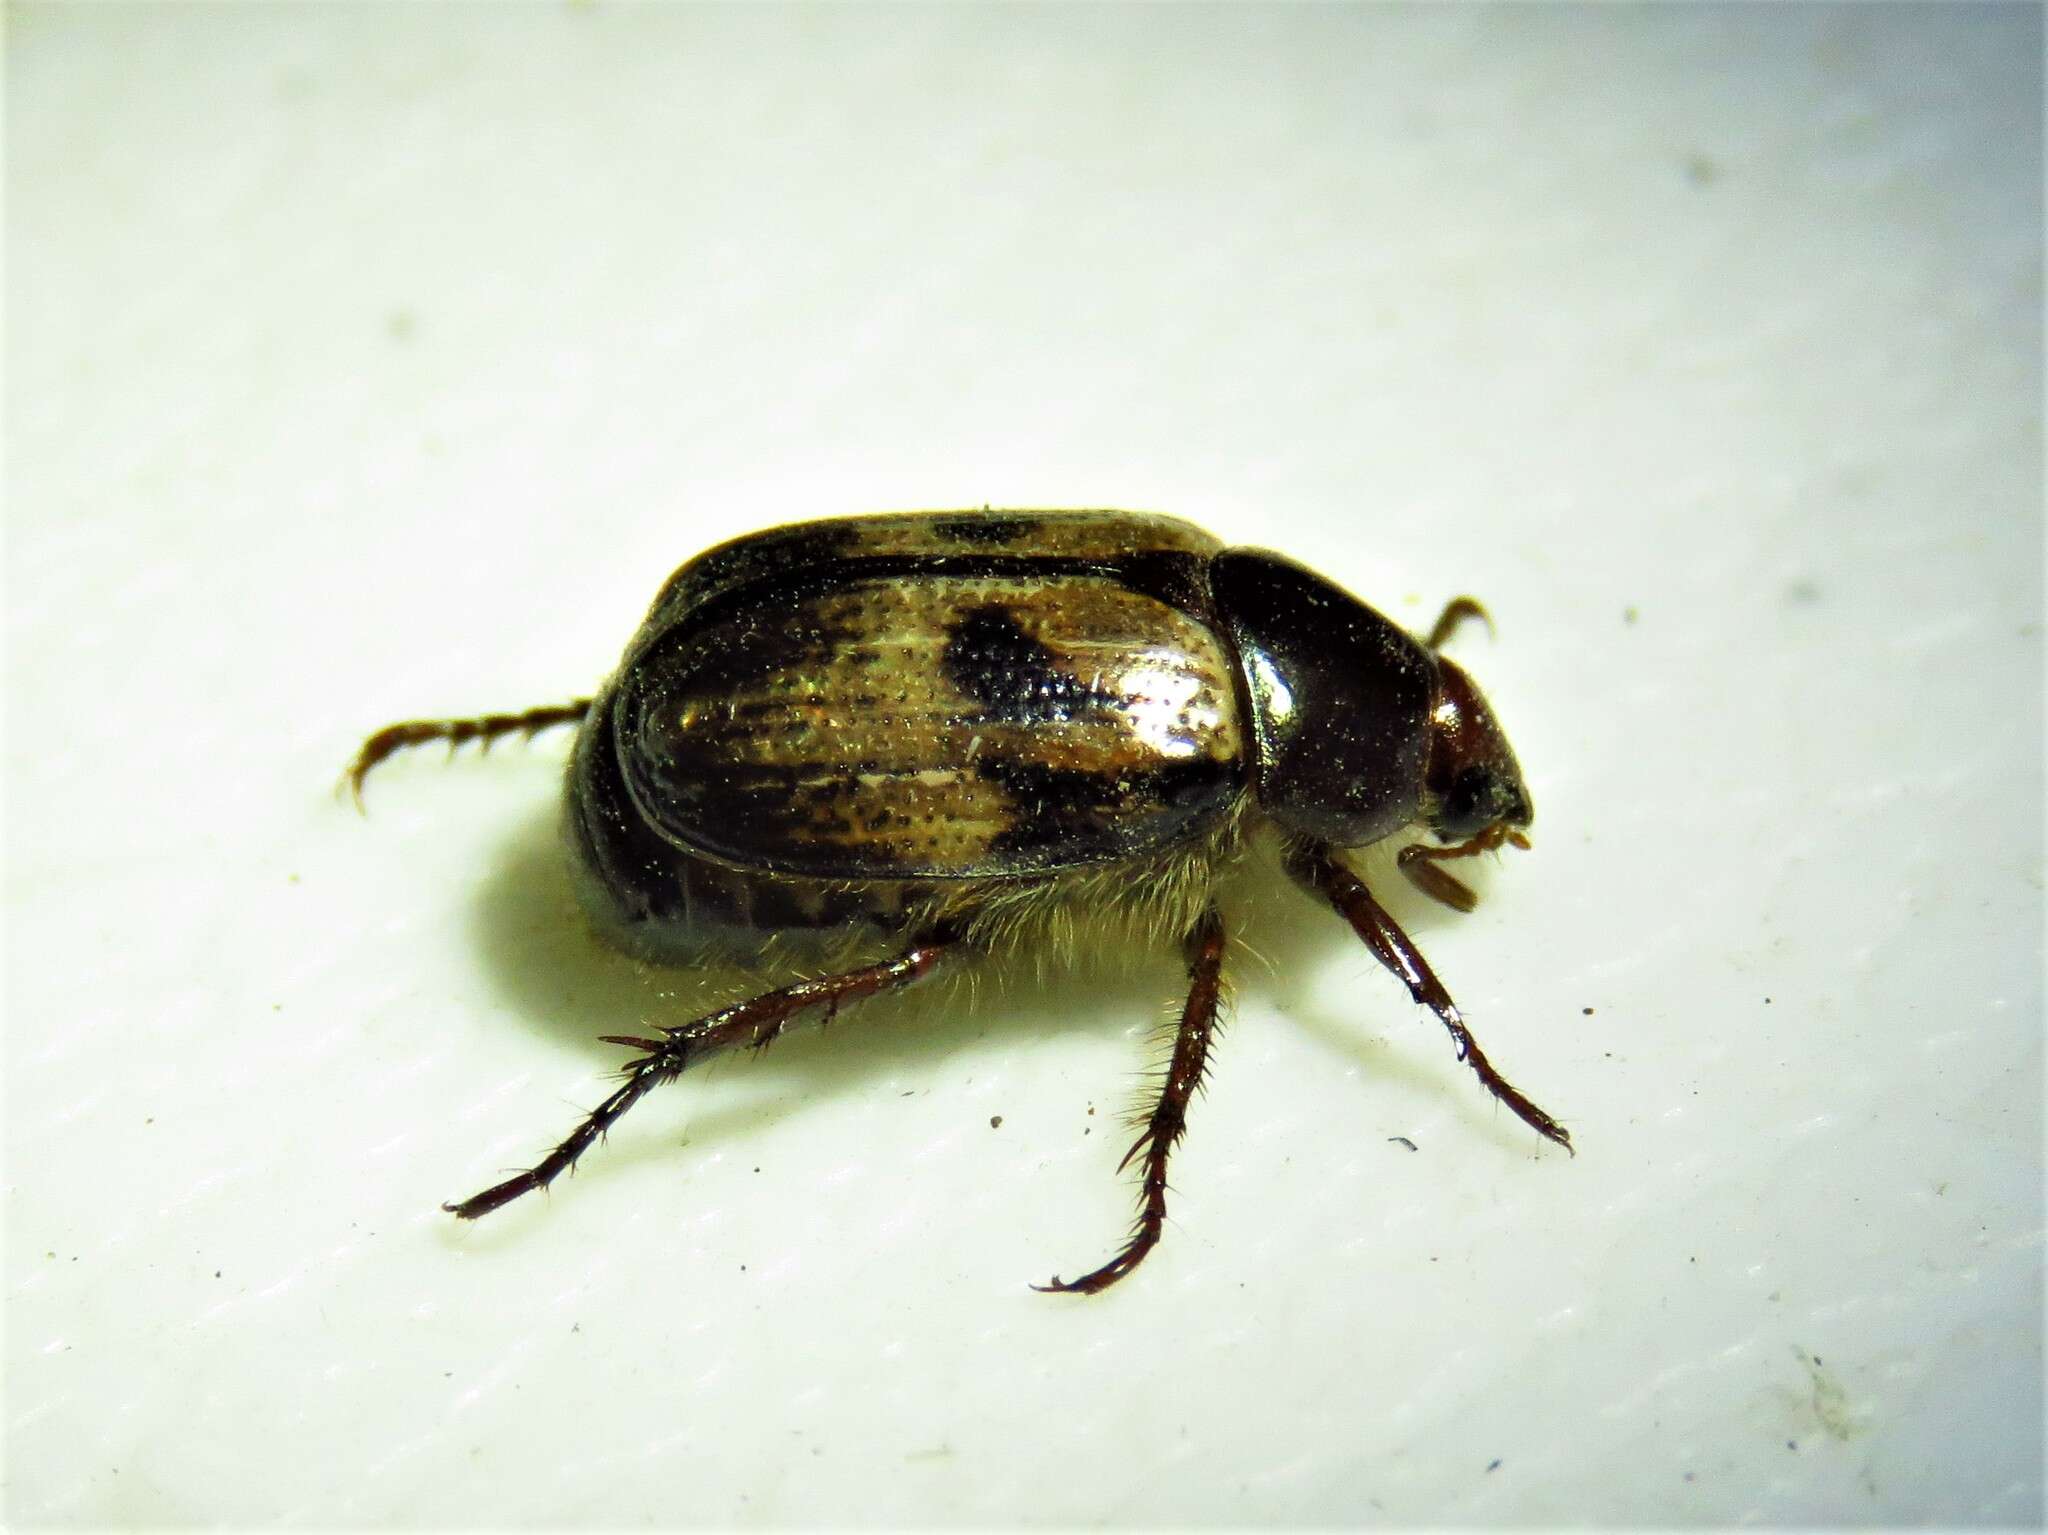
[349,509,1569,1294]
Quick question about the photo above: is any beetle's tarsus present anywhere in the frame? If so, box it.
[357,513,1552,1289]
[444,933,955,1221]
[444,1171,545,1220]
[1034,903,1225,1295]
[1287,839,1570,1154]
[345,699,593,803]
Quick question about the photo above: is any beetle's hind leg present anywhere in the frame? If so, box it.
[1036,903,1226,1295]
[1286,839,1571,1153]
[445,929,957,1220]
[344,699,593,807]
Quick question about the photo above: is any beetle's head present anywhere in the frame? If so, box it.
[1423,656,1532,843]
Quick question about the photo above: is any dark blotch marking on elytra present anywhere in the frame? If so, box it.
[633,603,848,704]
[667,553,1212,656]
[942,605,1124,725]
[644,521,865,630]
[352,508,1560,1295]
[978,752,1238,864]
[933,515,1037,546]
[622,754,934,881]
[612,596,878,862]
[1100,550,1215,621]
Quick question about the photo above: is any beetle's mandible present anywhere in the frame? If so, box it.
[348,509,1569,1293]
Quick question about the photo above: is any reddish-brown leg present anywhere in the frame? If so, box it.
[1036,903,1226,1295]
[344,699,593,807]
[446,931,956,1219]
[1425,595,1494,651]
[1397,823,1532,913]
[1286,840,1571,1153]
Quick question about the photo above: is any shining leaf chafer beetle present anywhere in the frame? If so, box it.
[349,509,1568,1293]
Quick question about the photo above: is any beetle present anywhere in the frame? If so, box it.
[348,509,1568,1293]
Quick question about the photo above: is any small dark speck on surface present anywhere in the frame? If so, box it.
[989,1115,1002,1129]
[214,1270,221,1279]
[1785,578,1822,605]
[1388,1136,1418,1151]
[1787,1439,1799,1451]
[1581,1006,1595,1016]
[1684,153,1718,184]
[1486,1458,1502,1473]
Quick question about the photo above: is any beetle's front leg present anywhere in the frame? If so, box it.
[1286,839,1571,1153]
[445,929,957,1219]
[344,699,594,807]
[1036,902,1226,1295]
[1397,822,1532,912]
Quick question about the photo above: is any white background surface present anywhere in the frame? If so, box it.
[7,4,2041,1526]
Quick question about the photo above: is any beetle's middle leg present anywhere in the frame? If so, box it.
[1285,839,1571,1153]
[445,929,957,1219]
[345,699,593,807]
[1036,902,1226,1295]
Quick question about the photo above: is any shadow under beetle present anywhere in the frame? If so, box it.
[349,510,1569,1294]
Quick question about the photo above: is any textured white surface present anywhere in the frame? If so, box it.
[7,5,2041,1526]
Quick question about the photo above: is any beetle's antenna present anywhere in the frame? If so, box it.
[1424,596,1495,652]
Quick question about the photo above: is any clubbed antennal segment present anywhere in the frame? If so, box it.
[1425,595,1495,651]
